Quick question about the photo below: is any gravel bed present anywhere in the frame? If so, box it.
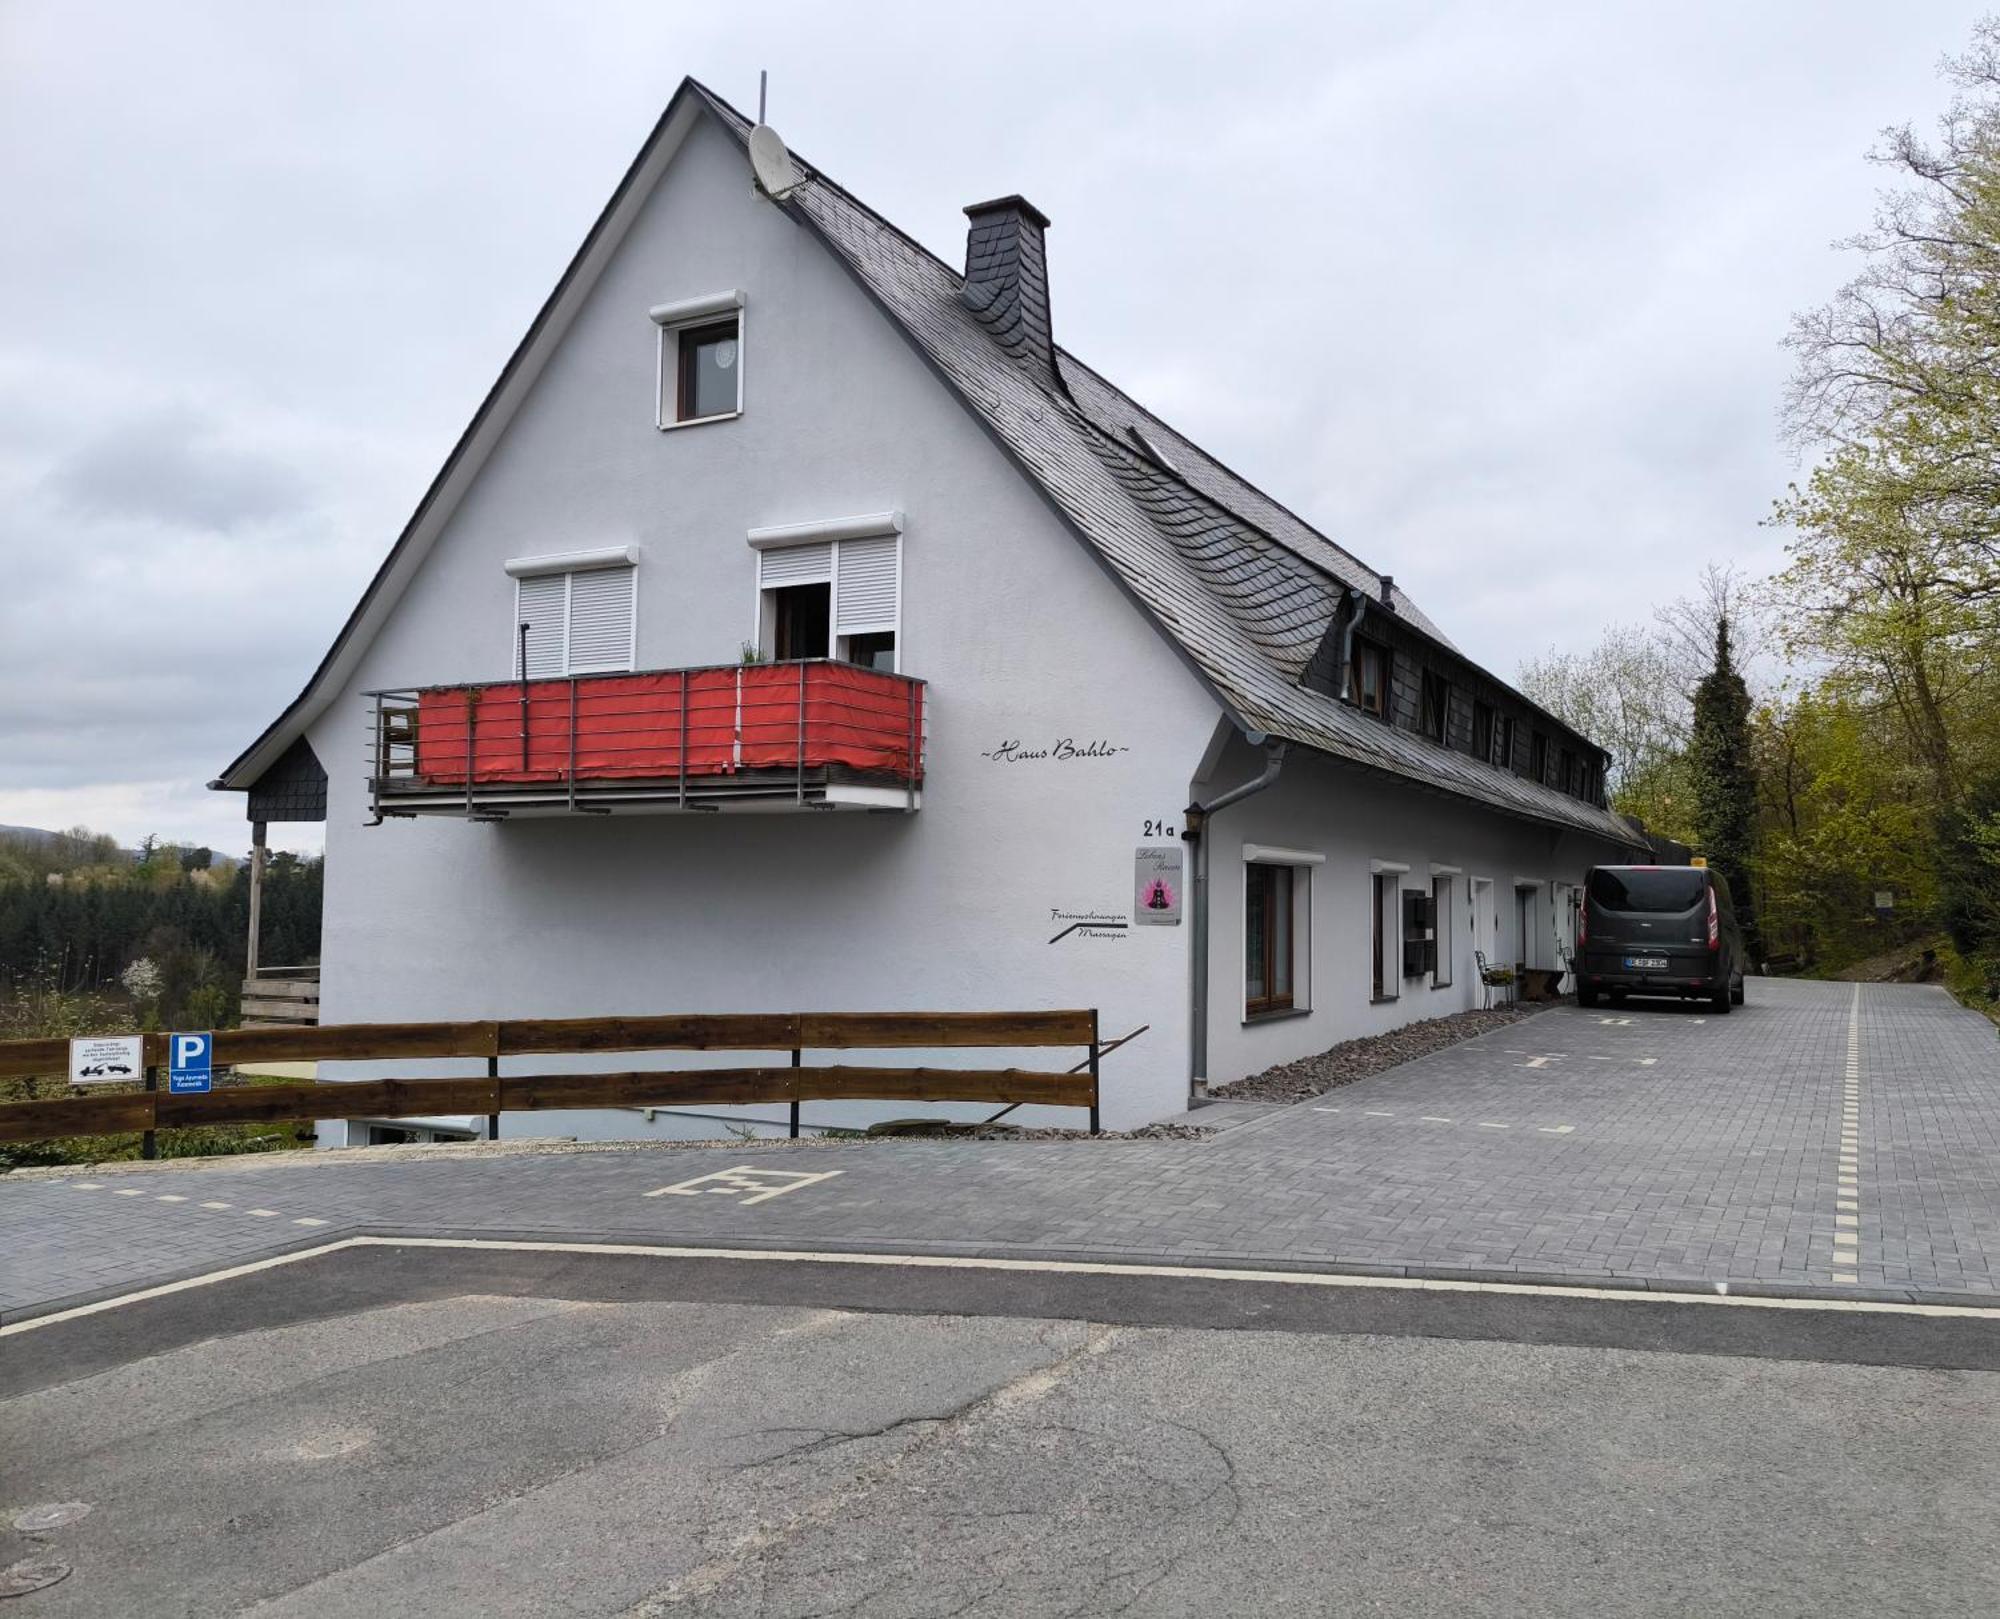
[1211,1001,1554,1105]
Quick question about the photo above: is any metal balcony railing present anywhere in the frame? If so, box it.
[365,660,925,820]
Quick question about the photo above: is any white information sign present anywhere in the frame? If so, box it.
[69,1034,145,1086]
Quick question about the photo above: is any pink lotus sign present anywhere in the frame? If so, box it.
[1134,846,1183,926]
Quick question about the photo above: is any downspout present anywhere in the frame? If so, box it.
[1333,586,1368,699]
[1184,737,1289,1104]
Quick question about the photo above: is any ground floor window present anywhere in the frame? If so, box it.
[1432,875,1454,988]
[1246,861,1309,1017]
[1372,873,1401,1002]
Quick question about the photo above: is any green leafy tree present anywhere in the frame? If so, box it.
[1689,618,1763,962]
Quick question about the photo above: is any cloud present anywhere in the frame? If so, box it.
[42,410,308,532]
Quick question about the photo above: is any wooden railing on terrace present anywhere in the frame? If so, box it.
[0,1010,1104,1146]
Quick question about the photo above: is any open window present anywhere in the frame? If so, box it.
[1420,669,1449,743]
[752,518,902,671]
[651,291,745,428]
[1245,857,1312,1018]
[1371,872,1400,1002]
[1471,700,1494,762]
[1349,637,1389,720]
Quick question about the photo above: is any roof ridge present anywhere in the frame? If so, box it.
[1053,345,1394,595]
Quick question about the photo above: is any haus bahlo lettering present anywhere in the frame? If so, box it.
[981,737,1131,763]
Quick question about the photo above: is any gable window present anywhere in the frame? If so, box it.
[1471,701,1494,762]
[1420,670,1449,744]
[1349,638,1388,720]
[750,514,903,672]
[504,549,639,678]
[1530,730,1549,784]
[1244,853,1314,1019]
[650,290,745,428]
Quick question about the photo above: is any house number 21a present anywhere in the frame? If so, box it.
[1142,819,1179,839]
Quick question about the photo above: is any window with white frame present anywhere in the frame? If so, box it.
[1432,874,1454,988]
[1244,847,1317,1020]
[749,514,902,670]
[1371,870,1402,1002]
[651,290,744,427]
[504,550,639,678]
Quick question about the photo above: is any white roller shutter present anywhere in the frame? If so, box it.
[834,535,899,633]
[758,541,833,588]
[515,574,566,678]
[566,566,636,672]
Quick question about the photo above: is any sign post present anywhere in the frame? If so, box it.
[168,1032,214,1095]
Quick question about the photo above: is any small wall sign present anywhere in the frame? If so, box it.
[1134,845,1183,925]
[980,738,1131,763]
[69,1034,144,1086]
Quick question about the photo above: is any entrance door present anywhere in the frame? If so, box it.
[1470,878,1496,979]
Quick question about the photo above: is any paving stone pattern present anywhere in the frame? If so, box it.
[4,978,1998,1321]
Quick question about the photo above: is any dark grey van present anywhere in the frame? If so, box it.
[1576,865,1745,1012]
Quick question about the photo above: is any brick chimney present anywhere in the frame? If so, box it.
[960,195,1056,385]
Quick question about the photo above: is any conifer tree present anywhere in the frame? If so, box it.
[1689,617,1763,963]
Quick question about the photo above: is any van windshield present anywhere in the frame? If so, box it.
[1589,868,1707,914]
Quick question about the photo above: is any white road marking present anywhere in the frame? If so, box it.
[1421,1116,1453,1124]
[246,1209,280,1218]
[199,1202,231,1210]
[1310,1107,1341,1113]
[644,1165,845,1207]
[293,1218,328,1228]
[71,1182,101,1190]
[1363,1111,1394,1118]
[156,1195,187,1203]
[1477,1122,1510,1130]
[113,1188,144,1197]
[9,1236,1994,1339]
[1537,1126,1576,1135]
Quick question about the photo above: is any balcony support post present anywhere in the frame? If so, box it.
[567,679,578,815]
[678,669,689,808]
[246,819,267,981]
[796,661,807,805]
[464,690,477,819]
[906,680,918,812]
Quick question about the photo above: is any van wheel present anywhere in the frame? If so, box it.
[1578,984,1599,1008]
[1731,978,1745,1006]
[1710,982,1732,1014]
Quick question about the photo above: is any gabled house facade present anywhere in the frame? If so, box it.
[215,80,1640,1141]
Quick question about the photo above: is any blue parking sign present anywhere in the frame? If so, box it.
[168,1031,213,1095]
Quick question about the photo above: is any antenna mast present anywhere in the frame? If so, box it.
[758,70,767,124]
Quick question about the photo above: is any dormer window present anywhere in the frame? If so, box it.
[1349,637,1388,720]
[650,290,745,428]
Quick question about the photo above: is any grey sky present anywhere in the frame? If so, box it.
[0,1,1986,854]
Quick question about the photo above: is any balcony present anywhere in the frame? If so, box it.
[366,660,924,820]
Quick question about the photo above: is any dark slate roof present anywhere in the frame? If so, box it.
[245,736,327,824]
[687,86,1637,844]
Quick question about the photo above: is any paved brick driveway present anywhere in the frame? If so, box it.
[5,977,1999,1321]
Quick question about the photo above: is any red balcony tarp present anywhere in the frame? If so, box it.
[411,663,923,787]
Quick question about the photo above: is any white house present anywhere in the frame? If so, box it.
[214,80,1641,1143]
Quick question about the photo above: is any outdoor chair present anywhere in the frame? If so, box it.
[1475,951,1515,1010]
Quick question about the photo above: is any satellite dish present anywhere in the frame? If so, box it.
[748,124,803,200]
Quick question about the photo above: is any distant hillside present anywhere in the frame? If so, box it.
[0,826,240,871]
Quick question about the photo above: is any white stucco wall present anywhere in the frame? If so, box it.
[1197,735,1632,1089]
[309,113,1222,1136]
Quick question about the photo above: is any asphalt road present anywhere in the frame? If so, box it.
[3,1246,1997,1617]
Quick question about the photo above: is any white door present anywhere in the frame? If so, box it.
[1554,882,1580,986]
[1470,879,1496,978]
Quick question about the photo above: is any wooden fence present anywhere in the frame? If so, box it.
[0,1010,1103,1147]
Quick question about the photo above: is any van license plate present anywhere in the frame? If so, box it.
[1624,956,1668,971]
